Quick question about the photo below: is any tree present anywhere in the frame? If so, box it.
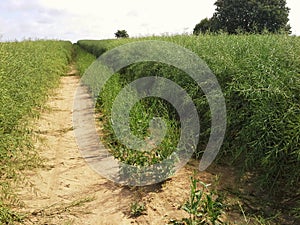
[193,18,212,35]
[194,0,291,34]
[115,30,129,38]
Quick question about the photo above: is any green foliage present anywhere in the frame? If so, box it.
[130,201,146,217]
[0,201,24,224]
[171,175,225,225]
[77,38,131,57]
[97,72,180,183]
[194,0,291,34]
[73,44,96,76]
[77,34,300,217]
[193,18,213,35]
[115,29,129,39]
[76,41,106,57]
[73,42,182,183]
[0,40,72,224]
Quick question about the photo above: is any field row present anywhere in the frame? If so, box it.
[0,40,72,223]
[77,34,300,202]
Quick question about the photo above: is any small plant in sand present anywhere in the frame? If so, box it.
[170,175,225,225]
[130,201,146,217]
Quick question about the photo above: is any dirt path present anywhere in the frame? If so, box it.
[17,70,133,224]
[17,67,209,225]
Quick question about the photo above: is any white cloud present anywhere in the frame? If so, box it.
[286,0,300,35]
[28,0,217,41]
[126,10,139,17]
[0,0,299,42]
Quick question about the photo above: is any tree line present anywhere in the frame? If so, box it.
[116,0,291,38]
[194,0,291,35]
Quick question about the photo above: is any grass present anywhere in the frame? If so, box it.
[75,45,181,184]
[73,44,96,75]
[4,36,298,224]
[30,196,95,217]
[0,40,72,224]
[0,201,24,224]
[179,175,225,225]
[77,33,300,221]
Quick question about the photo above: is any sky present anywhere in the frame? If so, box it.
[0,0,299,43]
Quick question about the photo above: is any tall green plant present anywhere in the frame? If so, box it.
[77,34,300,216]
[170,175,225,225]
[0,40,72,224]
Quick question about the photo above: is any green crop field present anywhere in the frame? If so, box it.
[0,34,299,224]
[0,40,72,223]
[77,34,300,220]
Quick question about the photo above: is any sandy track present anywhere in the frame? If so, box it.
[17,73,136,224]
[17,68,217,225]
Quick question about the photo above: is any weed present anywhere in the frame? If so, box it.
[130,201,146,217]
[0,201,24,224]
[170,174,225,225]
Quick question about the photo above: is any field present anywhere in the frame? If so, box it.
[77,34,300,222]
[0,40,72,223]
[0,34,299,224]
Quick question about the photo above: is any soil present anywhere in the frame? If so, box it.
[16,66,246,225]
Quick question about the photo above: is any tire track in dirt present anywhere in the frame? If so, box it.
[16,66,211,225]
[17,68,135,224]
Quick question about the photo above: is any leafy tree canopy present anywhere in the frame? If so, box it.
[193,18,212,35]
[194,0,291,34]
[115,30,129,38]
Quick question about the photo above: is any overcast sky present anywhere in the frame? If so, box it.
[0,0,299,43]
